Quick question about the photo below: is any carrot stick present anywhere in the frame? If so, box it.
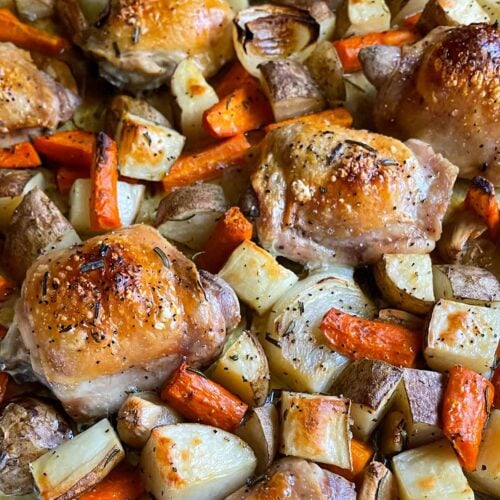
[79,462,144,500]
[0,142,41,168]
[492,366,500,409]
[215,62,254,99]
[0,372,8,405]
[33,130,96,170]
[323,438,373,482]
[90,132,120,232]
[56,166,89,194]
[203,81,273,138]
[197,207,253,273]
[162,133,250,192]
[333,29,420,73]
[442,365,494,472]
[265,108,353,132]
[464,176,499,240]
[0,8,68,56]
[161,362,248,432]
[320,308,422,368]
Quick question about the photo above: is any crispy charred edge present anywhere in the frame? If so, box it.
[93,131,116,169]
[470,175,495,196]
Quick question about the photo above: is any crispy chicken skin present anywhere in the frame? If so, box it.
[251,123,458,267]
[16,224,239,420]
[79,0,234,90]
[363,23,500,185]
[0,43,79,147]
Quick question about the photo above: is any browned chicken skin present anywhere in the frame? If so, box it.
[14,224,239,420]
[251,122,458,267]
[362,23,500,185]
[78,0,235,90]
[0,43,79,147]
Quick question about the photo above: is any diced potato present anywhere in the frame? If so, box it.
[210,330,270,406]
[259,268,377,393]
[336,0,391,37]
[115,112,185,181]
[424,299,500,374]
[235,403,279,474]
[30,419,124,500]
[280,392,352,468]
[392,440,474,500]
[374,254,435,314]
[331,359,402,441]
[171,58,219,142]
[358,461,398,500]
[467,409,500,497]
[394,368,445,447]
[219,240,298,315]
[141,423,256,500]
[69,179,145,233]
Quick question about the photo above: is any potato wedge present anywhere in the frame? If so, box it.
[280,392,352,468]
[141,423,256,500]
[235,403,279,474]
[358,461,398,500]
[210,330,270,406]
[424,299,500,374]
[117,392,183,448]
[392,440,474,500]
[374,254,435,314]
[336,0,391,37]
[331,359,403,441]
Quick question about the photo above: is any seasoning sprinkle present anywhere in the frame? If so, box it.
[132,25,141,44]
[186,367,207,379]
[94,301,101,323]
[246,474,268,487]
[229,354,239,361]
[41,271,49,297]
[103,448,121,468]
[326,143,343,165]
[282,320,296,339]
[379,158,399,166]
[153,247,170,268]
[345,139,377,153]
[298,301,304,315]
[143,131,152,145]
[80,259,105,273]
[90,331,102,343]
[265,389,282,404]
[265,333,281,349]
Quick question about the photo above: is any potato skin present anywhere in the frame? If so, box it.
[0,397,72,495]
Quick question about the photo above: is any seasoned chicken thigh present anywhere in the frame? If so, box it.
[361,23,500,185]
[0,43,79,147]
[251,122,458,267]
[14,224,239,420]
[78,0,235,91]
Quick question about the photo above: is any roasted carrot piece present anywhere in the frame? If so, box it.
[203,80,273,138]
[0,8,68,55]
[90,132,120,232]
[162,133,250,192]
[265,108,353,132]
[161,362,248,432]
[0,372,8,405]
[33,130,96,170]
[492,366,500,409]
[320,308,422,368]
[442,365,494,471]
[333,29,420,73]
[215,62,254,99]
[79,463,144,500]
[197,207,253,273]
[323,438,373,482]
[56,166,88,194]
[464,176,499,239]
[0,142,41,168]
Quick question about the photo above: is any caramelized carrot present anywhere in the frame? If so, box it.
[443,365,494,471]
[265,108,353,132]
[79,463,144,500]
[162,133,250,192]
[323,438,373,482]
[0,142,41,168]
[33,130,96,170]
[464,176,499,239]
[0,274,14,300]
[333,29,420,73]
[56,166,88,194]
[90,132,120,232]
[197,207,253,273]
[203,81,273,138]
[0,372,8,405]
[320,308,422,368]
[161,362,248,432]
[492,366,500,409]
[0,8,68,55]
[215,62,254,98]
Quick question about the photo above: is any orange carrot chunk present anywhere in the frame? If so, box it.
[464,176,499,239]
[333,29,420,73]
[215,62,254,99]
[197,207,253,273]
[56,166,89,194]
[320,308,422,368]
[161,362,248,432]
[0,8,68,55]
[79,462,144,500]
[162,133,250,192]
[90,132,120,232]
[493,366,500,409]
[442,365,494,472]
[0,372,8,405]
[203,81,273,138]
[33,130,96,170]
[265,108,353,132]
[323,438,373,482]
[0,142,41,168]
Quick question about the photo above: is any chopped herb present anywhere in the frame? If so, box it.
[94,301,101,323]
[326,143,343,164]
[265,333,281,349]
[265,389,282,404]
[191,251,205,261]
[246,474,268,487]
[345,139,377,153]
[99,243,110,257]
[59,324,74,333]
[298,301,304,315]
[132,25,141,44]
[80,259,105,273]
[229,354,239,361]
[153,247,170,268]
[186,367,207,379]
[282,320,296,339]
[90,331,103,342]
[143,131,152,145]
[104,448,121,468]
[112,41,121,57]
[41,271,49,297]
[379,158,399,166]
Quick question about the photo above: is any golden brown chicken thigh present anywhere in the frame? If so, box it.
[251,122,458,267]
[0,43,79,147]
[13,224,239,420]
[361,23,499,185]
[78,0,235,90]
